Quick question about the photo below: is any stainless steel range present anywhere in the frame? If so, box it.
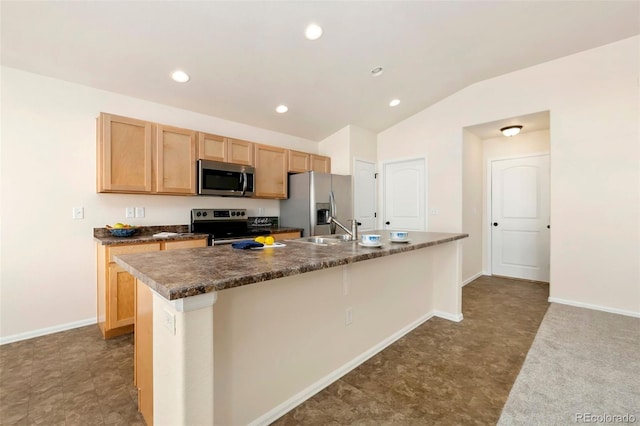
[190,209,270,245]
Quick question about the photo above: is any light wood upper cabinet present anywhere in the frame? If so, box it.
[288,150,310,173]
[97,113,153,193]
[197,132,226,162]
[228,138,254,166]
[254,144,288,198]
[311,154,331,173]
[155,125,197,194]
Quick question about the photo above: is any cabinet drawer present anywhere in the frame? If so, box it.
[108,243,161,263]
[163,239,207,250]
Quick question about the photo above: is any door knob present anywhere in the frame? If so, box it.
[547,225,550,229]
[493,222,498,227]
[385,221,390,225]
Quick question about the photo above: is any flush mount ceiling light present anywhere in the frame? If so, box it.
[500,125,523,137]
[305,23,323,40]
[389,99,401,107]
[276,105,289,113]
[171,70,190,83]
[371,66,384,77]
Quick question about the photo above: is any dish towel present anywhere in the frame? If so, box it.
[231,241,264,250]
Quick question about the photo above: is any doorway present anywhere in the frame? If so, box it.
[353,159,376,231]
[490,154,550,282]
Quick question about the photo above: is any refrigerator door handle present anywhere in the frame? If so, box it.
[329,190,337,234]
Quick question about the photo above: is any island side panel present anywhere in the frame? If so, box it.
[213,246,438,426]
[432,240,464,321]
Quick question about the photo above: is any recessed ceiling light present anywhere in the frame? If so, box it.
[276,105,289,113]
[305,23,323,40]
[389,99,401,107]
[171,70,190,83]
[500,125,523,137]
[371,66,384,77]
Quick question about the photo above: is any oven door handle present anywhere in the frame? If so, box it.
[212,236,257,246]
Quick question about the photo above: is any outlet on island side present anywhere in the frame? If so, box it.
[345,307,353,326]
[163,308,176,335]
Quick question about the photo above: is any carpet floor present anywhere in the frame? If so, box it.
[498,303,640,425]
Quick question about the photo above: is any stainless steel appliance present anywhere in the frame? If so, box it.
[190,208,269,245]
[197,160,255,197]
[280,171,352,237]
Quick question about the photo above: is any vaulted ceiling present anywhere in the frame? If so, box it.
[2,1,638,141]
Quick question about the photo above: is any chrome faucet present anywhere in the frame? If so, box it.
[327,216,359,241]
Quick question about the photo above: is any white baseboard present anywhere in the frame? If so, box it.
[0,317,97,345]
[434,311,464,322]
[462,272,484,287]
[548,297,640,318]
[248,311,436,426]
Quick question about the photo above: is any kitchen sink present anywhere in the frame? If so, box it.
[293,235,355,246]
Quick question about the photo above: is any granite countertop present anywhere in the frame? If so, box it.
[94,225,208,246]
[115,231,468,301]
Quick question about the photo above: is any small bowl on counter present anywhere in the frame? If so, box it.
[106,225,138,237]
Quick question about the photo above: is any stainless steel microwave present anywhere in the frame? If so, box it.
[197,160,255,197]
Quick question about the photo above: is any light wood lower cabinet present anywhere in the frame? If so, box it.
[97,238,207,339]
[271,231,301,241]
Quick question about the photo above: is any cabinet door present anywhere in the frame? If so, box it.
[310,155,331,173]
[254,144,288,199]
[288,150,310,173]
[197,132,226,162]
[98,113,153,193]
[227,138,254,166]
[108,264,136,329]
[156,125,197,194]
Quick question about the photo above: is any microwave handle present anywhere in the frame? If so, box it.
[241,172,248,196]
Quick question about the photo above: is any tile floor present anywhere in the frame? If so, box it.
[0,276,549,425]
[0,327,143,425]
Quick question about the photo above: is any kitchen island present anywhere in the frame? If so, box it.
[116,231,467,425]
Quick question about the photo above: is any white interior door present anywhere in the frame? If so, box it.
[491,155,549,282]
[354,159,376,231]
[383,158,426,231]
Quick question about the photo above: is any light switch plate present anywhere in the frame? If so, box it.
[135,207,145,218]
[72,207,84,219]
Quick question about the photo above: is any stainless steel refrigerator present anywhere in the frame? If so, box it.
[280,171,352,237]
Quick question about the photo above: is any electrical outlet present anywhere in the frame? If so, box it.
[135,207,145,218]
[163,309,176,335]
[430,208,440,215]
[125,207,135,219]
[345,307,353,326]
[72,207,84,219]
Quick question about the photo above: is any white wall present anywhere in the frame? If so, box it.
[318,125,350,174]
[379,37,640,315]
[462,130,484,282]
[0,67,318,341]
[349,125,377,164]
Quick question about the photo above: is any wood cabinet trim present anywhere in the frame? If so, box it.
[197,132,227,162]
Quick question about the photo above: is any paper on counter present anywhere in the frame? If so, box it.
[153,232,179,238]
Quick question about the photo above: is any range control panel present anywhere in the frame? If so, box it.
[191,209,247,221]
